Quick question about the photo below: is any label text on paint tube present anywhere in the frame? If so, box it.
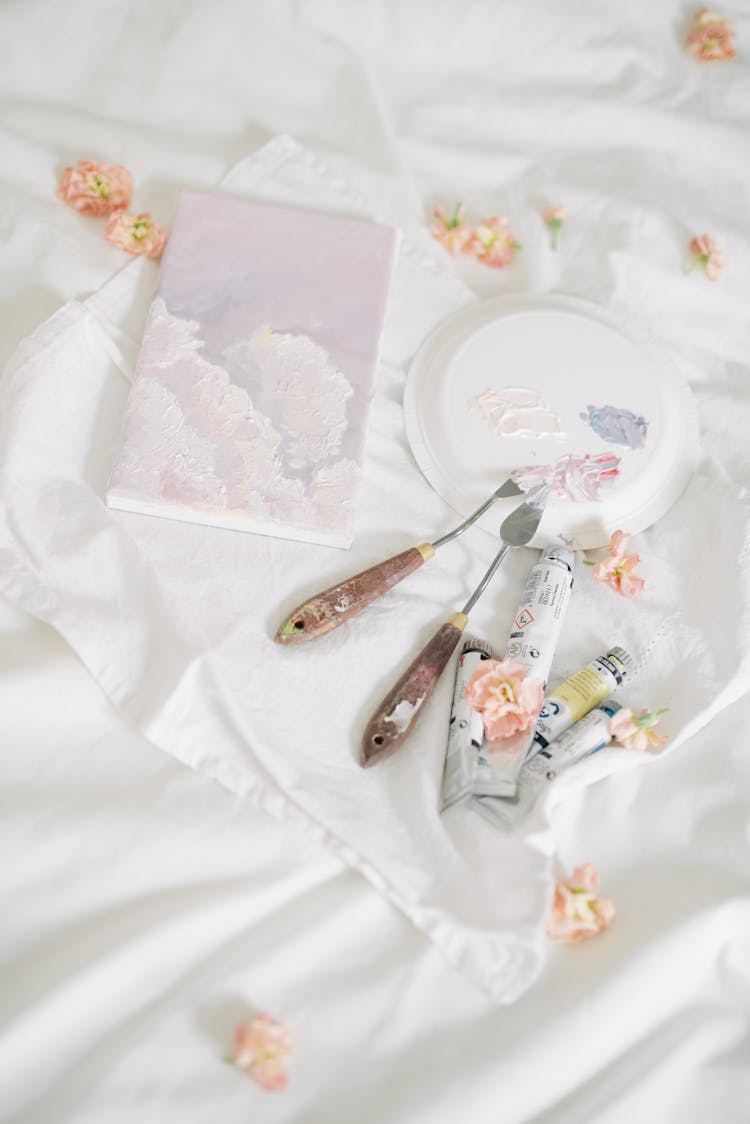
[440,637,493,810]
[505,547,575,678]
[473,647,633,797]
[533,646,633,750]
[474,546,575,796]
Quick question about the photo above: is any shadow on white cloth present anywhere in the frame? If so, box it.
[1,137,749,1005]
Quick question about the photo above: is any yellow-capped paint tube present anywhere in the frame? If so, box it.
[473,700,623,830]
[472,647,633,799]
[530,647,633,752]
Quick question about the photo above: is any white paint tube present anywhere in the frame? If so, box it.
[473,546,575,797]
[472,700,621,831]
[440,636,493,810]
[472,646,633,796]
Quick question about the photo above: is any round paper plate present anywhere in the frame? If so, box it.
[403,293,699,549]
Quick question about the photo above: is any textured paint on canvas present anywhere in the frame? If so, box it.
[107,191,398,546]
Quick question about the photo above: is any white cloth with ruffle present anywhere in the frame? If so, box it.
[2,135,749,1008]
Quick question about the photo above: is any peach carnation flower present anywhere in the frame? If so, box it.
[591,530,645,598]
[541,204,567,250]
[231,1013,293,1092]
[686,9,735,62]
[546,862,615,945]
[430,203,475,255]
[105,211,167,259]
[688,234,725,280]
[610,707,669,752]
[58,160,133,217]
[465,658,544,742]
[472,215,520,269]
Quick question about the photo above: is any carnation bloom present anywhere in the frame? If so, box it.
[688,234,725,280]
[105,211,168,259]
[430,203,475,255]
[541,204,567,250]
[231,1013,293,1092]
[686,9,735,62]
[472,215,520,268]
[58,159,134,217]
[546,862,615,945]
[591,529,645,598]
[464,658,544,741]
[610,707,669,752]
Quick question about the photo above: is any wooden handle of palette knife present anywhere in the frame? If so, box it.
[360,613,468,767]
[275,544,435,644]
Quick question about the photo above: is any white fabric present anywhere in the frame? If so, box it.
[4,599,748,1124]
[2,0,750,1118]
[4,132,750,1000]
[2,136,559,1002]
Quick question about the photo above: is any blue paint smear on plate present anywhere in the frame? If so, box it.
[580,404,649,449]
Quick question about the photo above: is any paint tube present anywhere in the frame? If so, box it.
[472,700,621,830]
[530,647,633,758]
[472,646,633,796]
[440,636,493,810]
[473,546,575,797]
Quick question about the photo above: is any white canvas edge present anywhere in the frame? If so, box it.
[105,493,353,549]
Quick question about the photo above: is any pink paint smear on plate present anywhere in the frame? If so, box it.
[512,452,621,501]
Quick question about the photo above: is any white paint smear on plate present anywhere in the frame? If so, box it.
[469,386,563,438]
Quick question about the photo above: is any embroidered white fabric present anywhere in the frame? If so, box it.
[2,135,750,1006]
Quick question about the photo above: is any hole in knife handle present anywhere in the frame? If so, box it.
[293,619,305,630]
[372,734,385,746]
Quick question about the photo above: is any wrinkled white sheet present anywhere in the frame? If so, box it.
[1,135,562,1002]
[2,0,750,1120]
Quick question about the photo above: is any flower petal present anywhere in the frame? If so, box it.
[58,159,133,217]
[105,211,168,259]
[231,1013,293,1091]
[546,864,614,944]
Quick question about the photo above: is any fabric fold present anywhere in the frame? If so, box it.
[2,135,749,1003]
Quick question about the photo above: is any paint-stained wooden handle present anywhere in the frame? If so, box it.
[274,543,435,644]
[360,613,468,767]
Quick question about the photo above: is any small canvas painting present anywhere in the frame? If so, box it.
[107,191,399,548]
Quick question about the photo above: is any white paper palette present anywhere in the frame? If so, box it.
[403,293,699,549]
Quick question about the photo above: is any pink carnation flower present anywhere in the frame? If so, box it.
[541,204,567,250]
[686,9,735,62]
[58,159,133,217]
[105,211,168,259]
[688,234,725,280]
[546,862,615,945]
[610,707,669,752]
[231,1013,293,1092]
[472,215,520,269]
[430,203,475,255]
[464,658,544,742]
[591,529,645,598]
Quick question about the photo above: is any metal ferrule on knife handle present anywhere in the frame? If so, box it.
[274,543,436,644]
[360,612,468,767]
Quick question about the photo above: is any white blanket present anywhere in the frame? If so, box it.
[6,130,749,1005]
[2,0,750,1118]
[1,137,551,1002]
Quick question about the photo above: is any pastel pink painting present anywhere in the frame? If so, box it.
[106,191,399,547]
